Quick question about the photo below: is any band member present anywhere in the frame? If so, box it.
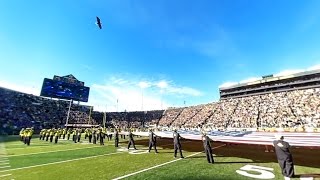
[19,128,25,142]
[173,129,184,158]
[273,135,295,179]
[127,130,137,150]
[202,133,214,163]
[99,127,105,145]
[148,129,158,153]
[114,129,119,147]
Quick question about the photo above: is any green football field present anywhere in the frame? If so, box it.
[0,135,319,180]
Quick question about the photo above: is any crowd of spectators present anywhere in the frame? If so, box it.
[158,107,183,127]
[0,87,96,135]
[220,74,320,97]
[2,85,320,134]
[184,103,215,128]
[158,88,320,131]
[107,110,164,129]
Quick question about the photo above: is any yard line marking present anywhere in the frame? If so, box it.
[7,144,87,150]
[8,141,150,157]
[0,166,11,169]
[8,145,105,157]
[6,140,117,150]
[112,144,227,180]
[0,174,12,177]
[0,151,124,173]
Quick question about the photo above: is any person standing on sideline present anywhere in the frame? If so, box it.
[127,130,137,150]
[39,129,45,140]
[273,135,295,180]
[62,128,67,139]
[19,128,25,142]
[92,128,97,144]
[173,129,184,158]
[202,133,214,163]
[114,129,119,147]
[50,128,55,143]
[54,129,60,144]
[148,129,158,153]
[99,127,105,145]
[88,128,93,143]
[25,129,32,146]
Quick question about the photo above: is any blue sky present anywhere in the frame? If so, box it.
[1,0,320,111]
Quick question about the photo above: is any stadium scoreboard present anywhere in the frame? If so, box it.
[40,74,90,102]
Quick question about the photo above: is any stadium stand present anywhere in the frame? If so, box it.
[0,87,164,135]
[1,69,320,135]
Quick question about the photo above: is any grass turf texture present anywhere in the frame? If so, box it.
[0,135,319,180]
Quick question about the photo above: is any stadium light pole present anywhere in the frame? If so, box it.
[160,90,163,110]
[117,99,119,112]
[141,88,144,111]
[65,100,72,126]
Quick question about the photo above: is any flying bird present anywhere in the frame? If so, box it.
[96,16,102,29]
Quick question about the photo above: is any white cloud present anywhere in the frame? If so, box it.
[165,86,202,97]
[157,80,168,89]
[274,64,320,77]
[0,75,202,112]
[273,69,304,77]
[307,64,320,71]
[85,76,202,112]
[239,77,262,84]
[218,82,238,88]
[110,77,129,85]
[218,64,320,88]
[138,81,151,89]
[88,81,166,112]
[0,80,40,95]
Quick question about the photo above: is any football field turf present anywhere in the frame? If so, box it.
[0,135,319,180]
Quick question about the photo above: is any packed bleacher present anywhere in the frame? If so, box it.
[0,87,97,135]
[2,82,320,135]
[159,88,320,132]
[220,69,320,99]
[0,87,164,135]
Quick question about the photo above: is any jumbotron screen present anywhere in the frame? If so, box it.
[40,78,90,102]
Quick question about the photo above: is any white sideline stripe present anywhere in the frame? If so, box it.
[0,166,11,169]
[7,140,117,150]
[8,146,104,157]
[7,144,89,150]
[112,144,227,180]
[0,174,11,177]
[0,151,124,173]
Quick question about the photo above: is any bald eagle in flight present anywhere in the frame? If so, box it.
[96,16,102,29]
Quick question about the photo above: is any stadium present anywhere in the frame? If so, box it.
[1,69,320,180]
[2,1,320,180]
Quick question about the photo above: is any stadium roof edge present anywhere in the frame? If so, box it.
[219,69,320,90]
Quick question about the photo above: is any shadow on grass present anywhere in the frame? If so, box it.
[295,174,320,178]
[133,138,320,169]
[187,155,224,159]
[213,161,263,164]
